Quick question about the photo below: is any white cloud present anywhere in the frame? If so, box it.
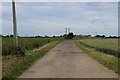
[2,2,118,36]
[2,3,11,13]
[95,16,102,20]
[1,0,119,2]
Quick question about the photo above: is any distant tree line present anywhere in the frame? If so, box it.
[2,34,64,38]
[94,35,106,38]
[106,36,120,38]
[2,34,14,37]
[95,35,120,38]
[2,34,119,39]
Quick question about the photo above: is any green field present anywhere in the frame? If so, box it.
[2,37,64,56]
[79,39,119,57]
[80,39,118,51]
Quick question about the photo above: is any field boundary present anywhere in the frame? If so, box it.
[79,41,119,58]
[2,41,61,80]
[76,40,119,74]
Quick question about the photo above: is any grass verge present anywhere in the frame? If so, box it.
[79,40,119,58]
[2,41,60,80]
[76,40,119,74]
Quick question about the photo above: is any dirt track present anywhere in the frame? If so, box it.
[19,40,118,78]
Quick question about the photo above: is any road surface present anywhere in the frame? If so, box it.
[19,40,117,78]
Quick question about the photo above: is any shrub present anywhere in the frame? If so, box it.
[11,46,25,56]
[48,40,50,43]
[32,43,40,49]
[2,46,25,56]
[2,46,14,56]
[65,33,74,39]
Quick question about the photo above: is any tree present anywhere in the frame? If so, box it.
[45,36,49,38]
[10,34,14,37]
[66,33,74,39]
[95,35,101,37]
[60,35,63,37]
[108,36,112,38]
[6,35,9,37]
[102,35,106,38]
[53,36,56,38]
[35,35,41,38]
[63,34,67,37]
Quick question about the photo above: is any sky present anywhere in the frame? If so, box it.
[1,2,118,36]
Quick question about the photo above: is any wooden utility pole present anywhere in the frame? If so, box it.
[12,0,18,47]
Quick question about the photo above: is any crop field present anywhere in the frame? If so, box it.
[2,37,64,56]
[79,39,119,57]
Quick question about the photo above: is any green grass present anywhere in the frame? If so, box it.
[73,36,102,40]
[2,41,60,80]
[79,39,119,57]
[2,37,64,56]
[76,40,119,74]
[80,39,118,51]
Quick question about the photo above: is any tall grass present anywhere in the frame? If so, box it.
[2,37,64,56]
